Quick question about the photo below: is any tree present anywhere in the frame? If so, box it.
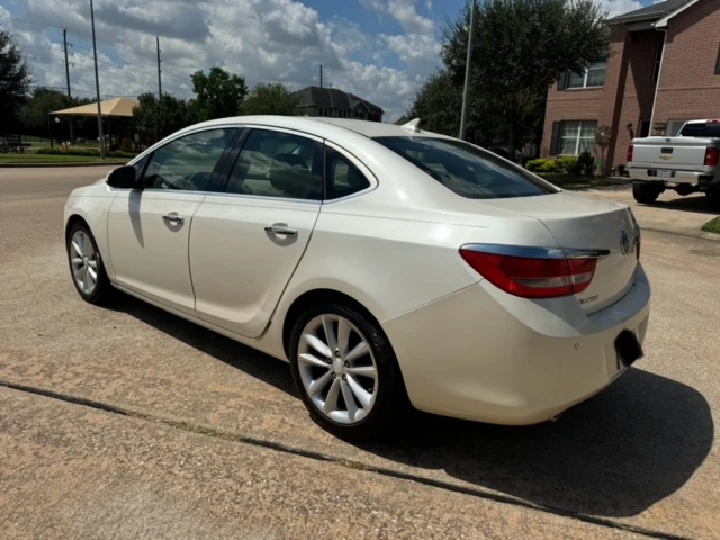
[442,0,609,154]
[133,92,192,144]
[0,29,31,133]
[406,69,503,146]
[241,82,300,116]
[22,87,68,128]
[189,66,248,121]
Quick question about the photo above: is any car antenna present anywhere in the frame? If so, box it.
[402,118,422,133]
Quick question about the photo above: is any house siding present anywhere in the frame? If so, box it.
[652,0,720,127]
[541,0,720,175]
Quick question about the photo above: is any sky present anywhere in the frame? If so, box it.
[0,0,658,122]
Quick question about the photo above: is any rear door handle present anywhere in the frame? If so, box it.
[264,225,297,237]
[162,213,184,226]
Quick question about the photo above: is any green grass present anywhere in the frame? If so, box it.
[701,217,720,234]
[0,153,128,164]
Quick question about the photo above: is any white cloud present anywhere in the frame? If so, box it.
[597,0,643,17]
[5,0,442,122]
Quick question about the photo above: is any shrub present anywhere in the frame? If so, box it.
[577,151,595,176]
[525,159,546,172]
[539,159,560,173]
[35,147,136,159]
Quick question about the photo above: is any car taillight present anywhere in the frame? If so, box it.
[704,147,720,166]
[459,249,598,299]
[627,144,634,163]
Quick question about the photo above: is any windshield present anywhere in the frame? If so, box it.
[373,136,559,199]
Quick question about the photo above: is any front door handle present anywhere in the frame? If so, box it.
[162,213,184,226]
[264,225,297,237]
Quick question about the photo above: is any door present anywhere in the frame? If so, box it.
[106,127,238,315]
[190,127,325,337]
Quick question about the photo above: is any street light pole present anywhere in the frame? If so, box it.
[458,0,477,141]
[90,0,105,158]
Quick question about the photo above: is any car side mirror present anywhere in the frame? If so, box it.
[106,165,140,189]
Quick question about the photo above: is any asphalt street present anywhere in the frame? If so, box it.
[1,167,719,539]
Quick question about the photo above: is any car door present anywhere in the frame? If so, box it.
[189,127,325,338]
[106,127,239,315]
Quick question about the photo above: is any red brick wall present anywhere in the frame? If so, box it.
[652,0,720,128]
[611,29,664,173]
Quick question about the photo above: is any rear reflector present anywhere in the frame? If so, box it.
[459,249,598,299]
[627,144,634,163]
[704,147,720,166]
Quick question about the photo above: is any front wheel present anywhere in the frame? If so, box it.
[66,221,113,305]
[632,182,660,205]
[288,301,408,441]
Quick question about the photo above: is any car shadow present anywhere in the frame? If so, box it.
[110,294,713,519]
[649,194,719,216]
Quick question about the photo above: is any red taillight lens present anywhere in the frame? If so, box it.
[704,147,720,166]
[459,249,597,299]
[627,144,634,163]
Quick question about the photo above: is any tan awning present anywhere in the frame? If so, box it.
[51,97,138,118]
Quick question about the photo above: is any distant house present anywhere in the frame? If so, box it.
[541,0,720,175]
[293,86,384,122]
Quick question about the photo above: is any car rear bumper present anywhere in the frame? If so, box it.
[382,265,651,425]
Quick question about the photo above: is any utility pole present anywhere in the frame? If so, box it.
[459,0,477,141]
[319,65,323,88]
[89,0,105,158]
[156,36,162,98]
[63,29,74,143]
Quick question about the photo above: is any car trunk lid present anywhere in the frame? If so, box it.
[475,191,639,313]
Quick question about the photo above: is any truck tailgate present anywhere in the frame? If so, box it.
[631,136,713,172]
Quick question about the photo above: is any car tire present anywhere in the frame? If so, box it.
[66,221,113,305]
[632,182,660,205]
[288,300,409,441]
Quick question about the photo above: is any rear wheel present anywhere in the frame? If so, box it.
[632,182,660,205]
[288,301,408,441]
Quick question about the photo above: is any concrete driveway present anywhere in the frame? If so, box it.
[1,168,719,539]
[583,185,717,237]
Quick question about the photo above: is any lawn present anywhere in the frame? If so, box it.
[0,153,128,165]
[701,217,720,234]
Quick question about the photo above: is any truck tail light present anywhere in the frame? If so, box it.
[704,147,719,166]
[627,144,634,163]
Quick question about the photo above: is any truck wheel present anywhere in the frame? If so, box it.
[632,183,660,205]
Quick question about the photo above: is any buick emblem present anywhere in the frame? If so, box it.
[620,229,631,255]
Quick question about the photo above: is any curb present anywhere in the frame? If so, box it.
[0,162,126,168]
[641,226,720,242]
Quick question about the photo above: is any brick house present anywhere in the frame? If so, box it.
[541,0,720,175]
[292,86,384,122]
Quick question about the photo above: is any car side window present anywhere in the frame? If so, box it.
[225,129,323,200]
[141,128,237,191]
[325,147,371,200]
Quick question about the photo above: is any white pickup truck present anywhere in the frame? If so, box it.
[627,118,720,205]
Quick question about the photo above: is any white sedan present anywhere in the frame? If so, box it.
[63,116,650,440]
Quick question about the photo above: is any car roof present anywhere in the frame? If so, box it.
[176,115,450,141]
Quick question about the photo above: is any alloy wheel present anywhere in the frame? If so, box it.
[69,230,99,296]
[297,314,378,425]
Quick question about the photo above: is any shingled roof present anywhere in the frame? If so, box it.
[293,86,383,113]
[608,0,695,24]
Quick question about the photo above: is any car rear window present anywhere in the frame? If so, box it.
[679,122,720,138]
[372,136,558,199]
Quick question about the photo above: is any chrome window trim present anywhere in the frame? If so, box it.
[460,243,612,259]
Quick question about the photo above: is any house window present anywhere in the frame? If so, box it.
[567,63,606,89]
[559,121,597,155]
